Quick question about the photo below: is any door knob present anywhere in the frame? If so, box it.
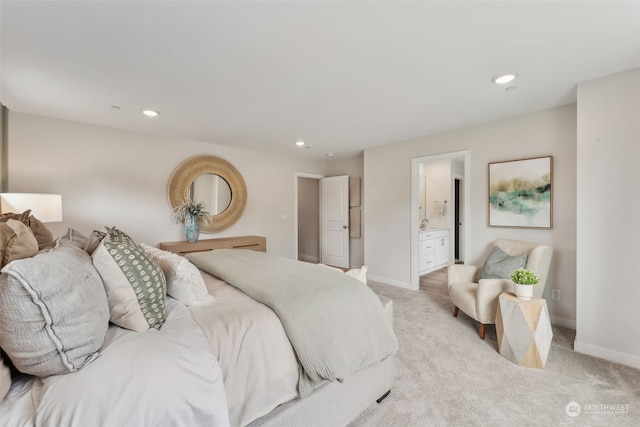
[343,225,348,229]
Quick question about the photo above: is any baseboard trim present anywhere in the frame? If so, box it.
[574,339,640,370]
[368,274,412,289]
[550,315,576,329]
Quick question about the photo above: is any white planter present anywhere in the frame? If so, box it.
[514,283,534,300]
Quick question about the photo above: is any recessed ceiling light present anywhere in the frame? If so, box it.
[141,109,160,117]
[491,73,518,84]
[295,141,305,146]
[327,153,335,157]
[505,86,518,92]
[110,105,121,110]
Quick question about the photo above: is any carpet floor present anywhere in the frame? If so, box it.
[348,272,640,426]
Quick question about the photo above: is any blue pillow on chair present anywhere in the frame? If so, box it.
[478,245,527,280]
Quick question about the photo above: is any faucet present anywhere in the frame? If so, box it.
[420,218,429,228]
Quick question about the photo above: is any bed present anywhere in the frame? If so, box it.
[0,227,397,427]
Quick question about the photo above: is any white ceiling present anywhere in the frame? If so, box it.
[1,1,639,159]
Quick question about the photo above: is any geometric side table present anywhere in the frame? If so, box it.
[495,292,553,368]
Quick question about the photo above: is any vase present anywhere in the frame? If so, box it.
[184,215,200,243]
[514,283,534,300]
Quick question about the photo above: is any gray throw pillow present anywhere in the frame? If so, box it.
[478,245,527,280]
[57,227,90,250]
[0,244,110,377]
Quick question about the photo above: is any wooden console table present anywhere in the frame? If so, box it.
[159,235,266,255]
[495,292,553,369]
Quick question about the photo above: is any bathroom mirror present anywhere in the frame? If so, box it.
[167,155,247,233]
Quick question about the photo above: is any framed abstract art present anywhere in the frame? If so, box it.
[488,156,553,228]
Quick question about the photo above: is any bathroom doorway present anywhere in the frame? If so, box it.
[410,150,470,291]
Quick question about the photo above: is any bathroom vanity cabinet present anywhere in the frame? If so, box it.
[419,228,450,275]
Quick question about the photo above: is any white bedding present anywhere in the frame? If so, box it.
[1,267,384,427]
[0,299,230,427]
[189,271,300,427]
[187,250,398,396]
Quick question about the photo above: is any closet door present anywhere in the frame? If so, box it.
[321,175,349,268]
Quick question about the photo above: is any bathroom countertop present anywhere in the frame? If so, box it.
[419,226,449,232]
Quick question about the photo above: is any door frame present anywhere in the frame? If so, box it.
[453,174,465,262]
[410,150,471,290]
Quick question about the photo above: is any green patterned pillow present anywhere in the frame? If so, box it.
[90,227,167,332]
[478,245,527,280]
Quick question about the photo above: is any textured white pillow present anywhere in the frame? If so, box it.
[57,227,89,250]
[140,244,214,306]
[0,244,109,376]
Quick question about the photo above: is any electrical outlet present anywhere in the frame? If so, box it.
[552,289,561,301]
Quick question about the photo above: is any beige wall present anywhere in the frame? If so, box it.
[422,159,452,231]
[7,112,328,258]
[575,68,640,369]
[364,104,577,326]
[0,104,7,192]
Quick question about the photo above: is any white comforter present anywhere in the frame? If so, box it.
[1,270,351,427]
[189,272,300,427]
[0,299,230,427]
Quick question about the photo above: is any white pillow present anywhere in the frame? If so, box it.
[318,263,343,273]
[318,263,368,285]
[140,244,215,307]
[346,265,368,285]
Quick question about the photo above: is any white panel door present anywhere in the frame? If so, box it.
[321,175,349,268]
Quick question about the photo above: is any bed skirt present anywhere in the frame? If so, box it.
[248,354,395,427]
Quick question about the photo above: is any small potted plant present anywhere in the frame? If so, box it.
[511,268,539,300]
[170,198,211,243]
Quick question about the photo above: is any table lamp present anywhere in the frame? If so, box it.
[0,193,63,222]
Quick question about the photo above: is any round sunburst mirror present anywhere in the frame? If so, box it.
[167,155,247,233]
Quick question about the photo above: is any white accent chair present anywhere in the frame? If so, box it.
[447,239,553,339]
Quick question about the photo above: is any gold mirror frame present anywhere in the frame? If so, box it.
[168,155,247,233]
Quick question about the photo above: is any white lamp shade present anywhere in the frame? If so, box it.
[0,193,63,223]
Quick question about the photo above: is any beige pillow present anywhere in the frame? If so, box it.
[0,210,30,224]
[0,210,54,250]
[27,214,55,250]
[0,219,39,267]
